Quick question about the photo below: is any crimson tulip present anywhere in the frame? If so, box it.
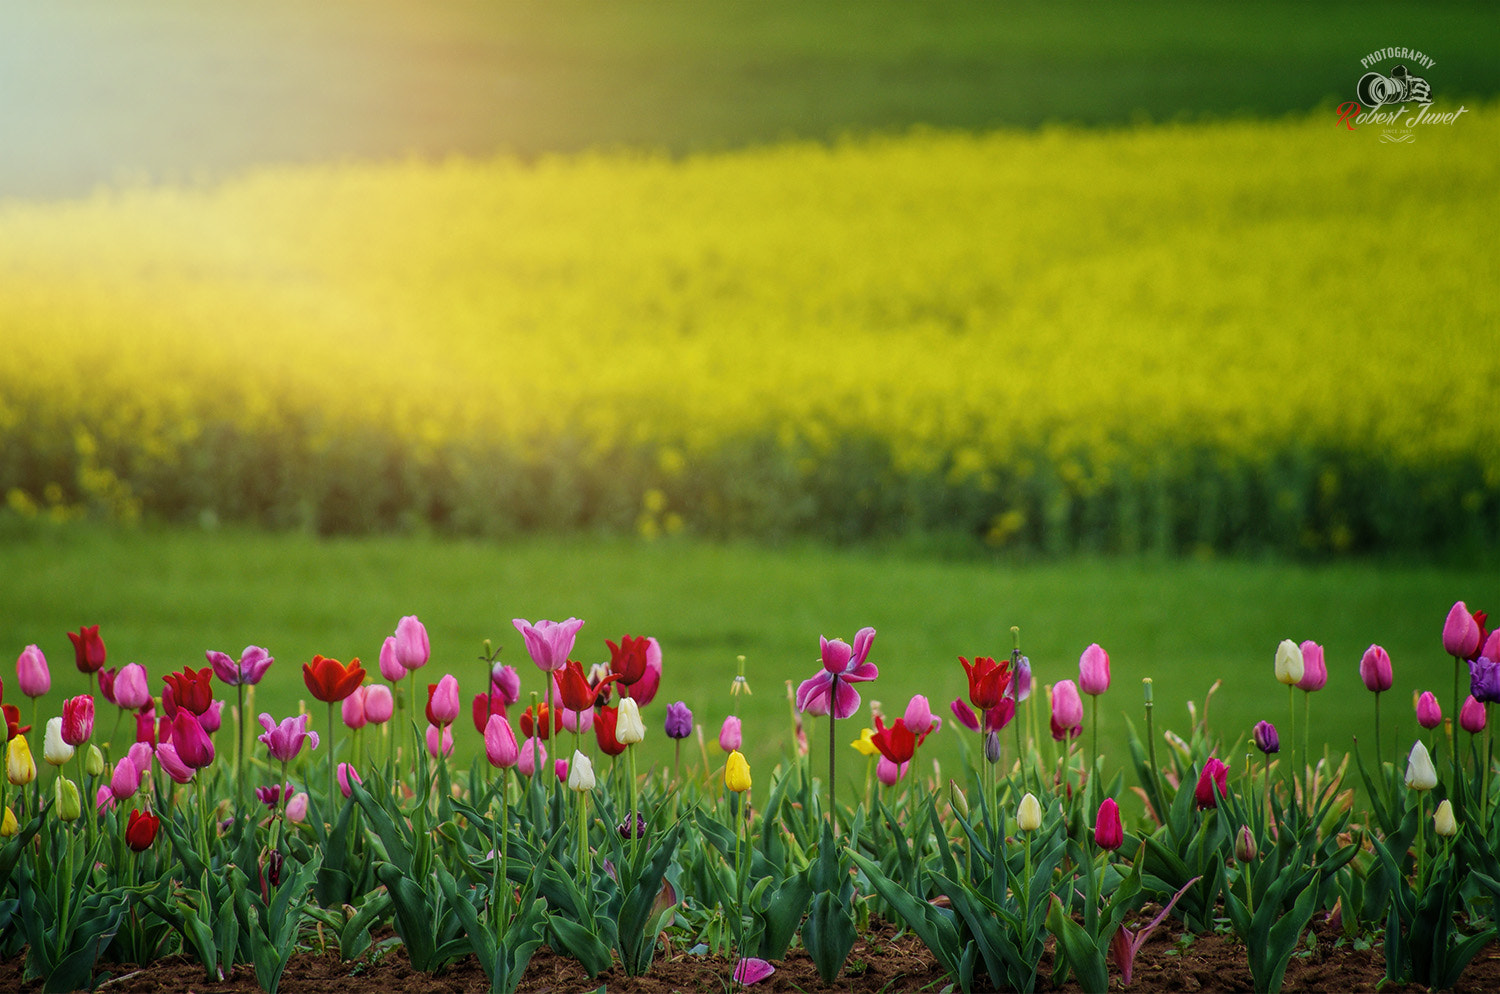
[163,667,215,716]
[125,808,160,851]
[1194,757,1229,809]
[1095,797,1124,851]
[302,655,366,703]
[960,655,1011,709]
[67,625,106,674]
[594,705,629,757]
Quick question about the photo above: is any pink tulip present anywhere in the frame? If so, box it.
[378,636,405,682]
[425,723,454,758]
[1360,645,1393,693]
[112,663,152,710]
[796,627,878,720]
[560,705,594,734]
[517,737,546,777]
[485,714,519,768]
[554,758,570,783]
[286,791,309,822]
[394,615,430,672]
[258,713,319,763]
[61,695,95,746]
[512,617,585,672]
[1079,643,1111,696]
[1297,641,1327,692]
[876,756,907,786]
[341,687,368,729]
[734,958,776,986]
[904,695,939,736]
[337,762,362,797]
[109,757,139,801]
[127,741,154,782]
[426,674,460,727]
[198,699,223,734]
[719,715,742,752]
[155,742,197,784]
[1461,695,1486,734]
[1416,691,1443,730]
[1444,602,1483,658]
[1050,680,1084,741]
[95,784,115,815]
[206,646,274,687]
[16,645,50,698]
[170,712,214,769]
[490,664,521,705]
[364,684,394,724]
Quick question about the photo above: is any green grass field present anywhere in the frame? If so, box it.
[2,524,1488,813]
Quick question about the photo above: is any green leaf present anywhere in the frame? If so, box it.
[1045,895,1107,994]
[803,890,856,983]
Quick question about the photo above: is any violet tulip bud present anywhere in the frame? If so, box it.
[618,813,647,840]
[341,687,368,729]
[491,663,521,704]
[664,701,693,739]
[1405,740,1438,791]
[1253,720,1279,754]
[364,684,394,724]
[1078,643,1111,696]
[1444,601,1482,658]
[43,718,74,766]
[1013,655,1032,702]
[1470,657,1500,704]
[1416,691,1443,730]
[1194,757,1229,809]
[378,636,405,682]
[554,758,570,783]
[1274,639,1304,686]
[337,762,362,797]
[1359,645,1393,693]
[485,714,519,768]
[1049,680,1083,741]
[1296,641,1327,692]
[984,731,1003,764]
[1460,695,1486,734]
[394,615,430,672]
[16,645,50,698]
[61,695,95,746]
[719,715,742,752]
[1094,797,1124,851]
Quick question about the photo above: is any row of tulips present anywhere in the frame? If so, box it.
[3,601,1499,993]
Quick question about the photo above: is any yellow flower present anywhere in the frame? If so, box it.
[0,807,17,837]
[725,750,752,793]
[6,735,36,787]
[1274,639,1304,686]
[850,728,879,757]
[1434,799,1457,837]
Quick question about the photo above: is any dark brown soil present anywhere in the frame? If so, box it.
[6,917,1500,993]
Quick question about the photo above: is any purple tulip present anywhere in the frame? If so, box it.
[1471,657,1500,705]
[1297,641,1327,692]
[112,663,152,710]
[1359,645,1393,693]
[394,615,430,672]
[378,636,405,682]
[1416,691,1443,730]
[795,627,878,720]
[16,644,49,698]
[734,958,776,986]
[255,783,293,808]
[511,617,585,672]
[1461,694,1487,733]
[206,646,274,687]
[258,713,319,764]
[950,699,980,733]
[1013,656,1032,702]
[1444,601,1482,658]
[664,701,693,739]
[719,715,742,752]
[1050,680,1084,741]
[1078,643,1110,696]
[1253,720,1279,754]
[485,713,519,768]
[618,813,647,839]
[490,663,521,705]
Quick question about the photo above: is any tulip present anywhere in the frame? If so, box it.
[949,699,981,733]
[568,750,596,792]
[1460,695,1486,734]
[43,717,74,766]
[512,617,585,672]
[517,737,546,777]
[341,687,369,729]
[1253,720,1279,754]
[1486,630,1500,663]
[84,744,104,777]
[1444,601,1483,659]
[259,713,319,763]
[607,634,651,684]
[490,664,521,704]
[393,615,430,671]
[163,667,215,716]
[0,807,15,836]
[54,776,81,822]
[1095,798,1124,851]
[198,699,223,734]
[518,703,560,740]
[1050,680,1083,741]
[587,706,624,757]
[1079,643,1111,696]
[796,627,879,720]
[171,712,215,769]
[664,701,693,739]
[378,636,405,682]
[425,723,454,758]
[1434,799,1457,837]
[1296,641,1327,692]
[985,731,1003,764]
[1359,645,1393,693]
[618,812,647,840]
[125,809,160,851]
[1405,740,1438,790]
[3,704,29,741]
[155,742,197,784]
[733,958,776,986]
[337,762,362,798]
[286,791,309,823]
[1274,640,1304,686]
[1416,691,1443,730]
[554,758,570,783]
[127,741,154,782]
[16,644,49,698]
[363,684,394,724]
[725,749,752,793]
[484,714,519,768]
[206,646,273,686]
[7,735,36,785]
[134,710,157,747]
[1194,757,1229,809]
[1236,825,1258,863]
[1017,792,1042,831]
[1470,657,1500,704]
[1013,656,1032,702]
[425,674,460,727]
[870,714,918,764]
[617,637,662,706]
[68,625,107,674]
[904,695,939,736]
[560,704,594,734]
[471,691,508,734]
[109,757,139,801]
[255,783,293,808]
[302,655,366,703]
[959,655,1011,709]
[719,715,743,752]
[850,727,879,757]
[875,756,907,786]
[95,785,116,815]
[616,697,646,745]
[104,663,149,711]
[557,660,614,713]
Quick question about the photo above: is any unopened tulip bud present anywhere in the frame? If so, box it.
[1017,792,1042,832]
[1359,645,1393,693]
[1416,691,1443,730]
[725,750,752,793]
[1078,643,1111,696]
[1443,601,1482,658]
[985,731,1003,764]
[568,750,596,792]
[1095,798,1124,851]
[6,735,36,786]
[948,780,969,821]
[616,697,645,745]
[1461,695,1486,734]
[0,806,17,836]
[54,776,82,821]
[1296,641,1327,692]
[1236,825,1258,863]
[43,718,74,766]
[1253,720,1279,755]
[1274,640,1304,686]
[1434,799,1457,837]
[1405,740,1438,791]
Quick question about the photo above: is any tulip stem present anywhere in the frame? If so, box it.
[1287,686,1298,810]
[629,746,640,865]
[577,787,590,912]
[1485,705,1493,827]
[1414,792,1427,894]
[1301,690,1311,808]
[828,711,837,833]
[1088,695,1099,816]
[1454,655,1463,791]
[326,701,337,816]
[237,683,247,812]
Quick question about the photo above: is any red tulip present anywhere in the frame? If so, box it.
[1194,758,1229,810]
[301,655,366,704]
[960,655,1011,710]
[163,668,215,716]
[4,703,30,741]
[68,625,107,674]
[1095,797,1124,851]
[125,809,160,851]
[607,635,651,684]
[61,695,95,746]
[518,702,560,741]
[594,705,629,757]
[869,714,918,765]
[471,692,508,734]
[557,660,617,713]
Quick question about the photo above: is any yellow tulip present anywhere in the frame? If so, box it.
[6,735,36,787]
[0,807,17,837]
[725,750,752,793]
[850,728,879,757]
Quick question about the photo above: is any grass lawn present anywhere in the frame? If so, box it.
[2,524,1488,817]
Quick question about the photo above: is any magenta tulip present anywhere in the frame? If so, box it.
[341,687,369,729]
[199,699,224,734]
[109,756,139,801]
[734,958,776,986]
[258,713,318,763]
[1444,601,1483,658]
[16,645,49,698]
[1078,643,1111,696]
[1050,680,1084,741]
[1194,757,1230,809]
[337,762,362,797]
[1359,645,1393,693]
[1416,691,1443,730]
[286,791,309,822]
[1460,694,1486,733]
[719,715,742,752]
[394,615,430,672]
[425,723,454,758]
[172,716,215,769]
[511,617,585,672]
[61,695,95,746]
[378,636,405,682]
[517,737,546,776]
[1095,797,1124,851]
[206,646,273,687]
[425,674,461,727]
[155,742,197,784]
[1297,641,1327,692]
[111,663,151,710]
[904,695,939,736]
[795,627,878,720]
[485,714,519,768]
[490,663,521,704]
[876,756,907,786]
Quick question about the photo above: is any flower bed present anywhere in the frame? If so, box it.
[4,606,1500,993]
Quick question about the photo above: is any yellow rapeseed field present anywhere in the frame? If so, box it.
[1,110,1495,552]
